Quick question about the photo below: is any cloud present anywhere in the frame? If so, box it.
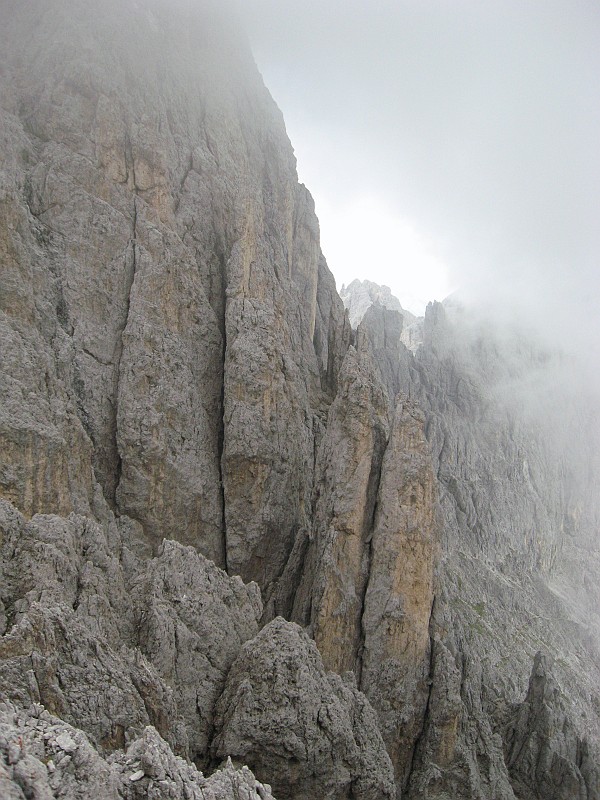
[316,194,453,314]
[239,0,600,354]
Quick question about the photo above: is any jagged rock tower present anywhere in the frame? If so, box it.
[1,2,599,798]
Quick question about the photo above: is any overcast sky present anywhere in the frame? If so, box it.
[239,0,600,352]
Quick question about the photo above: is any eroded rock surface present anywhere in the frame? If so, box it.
[361,398,439,791]
[1,1,599,799]
[212,618,395,800]
[0,702,276,800]
[129,540,262,766]
[0,0,346,592]
[505,653,600,800]
[340,279,416,330]
[340,279,423,352]
[292,345,390,675]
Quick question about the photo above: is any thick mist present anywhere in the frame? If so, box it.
[240,0,600,364]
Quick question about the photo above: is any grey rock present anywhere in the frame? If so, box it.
[405,639,517,800]
[113,726,277,800]
[0,498,266,764]
[0,600,183,753]
[291,332,440,792]
[292,344,390,675]
[361,398,439,792]
[356,305,406,403]
[1,1,600,798]
[0,0,348,592]
[0,702,277,800]
[205,760,276,800]
[129,539,262,766]
[0,500,133,646]
[504,653,600,800]
[0,500,184,753]
[341,278,425,355]
[0,702,121,800]
[212,617,395,800]
[313,255,354,396]
[55,732,77,753]
[399,299,600,797]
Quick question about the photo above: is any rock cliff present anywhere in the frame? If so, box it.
[1,1,599,799]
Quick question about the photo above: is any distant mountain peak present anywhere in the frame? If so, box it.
[340,279,423,350]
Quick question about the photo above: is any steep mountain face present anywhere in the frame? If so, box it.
[1,2,599,799]
[393,302,600,798]
[0,0,349,584]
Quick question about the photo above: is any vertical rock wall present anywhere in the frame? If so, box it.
[1,3,599,799]
[0,0,347,587]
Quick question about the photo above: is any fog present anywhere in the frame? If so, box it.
[239,0,600,363]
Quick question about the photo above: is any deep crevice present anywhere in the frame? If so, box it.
[81,346,112,367]
[173,150,194,213]
[111,191,139,511]
[404,595,437,796]
[356,424,388,686]
[218,370,228,574]
[215,245,228,574]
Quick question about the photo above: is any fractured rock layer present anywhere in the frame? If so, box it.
[213,617,395,800]
[0,2,599,799]
[0,702,276,800]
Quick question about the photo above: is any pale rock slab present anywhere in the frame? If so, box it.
[360,399,439,792]
[292,345,390,676]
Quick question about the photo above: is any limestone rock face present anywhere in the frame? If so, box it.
[1,2,600,799]
[0,0,346,590]
[129,540,262,767]
[291,340,440,792]
[0,498,265,764]
[212,618,395,800]
[0,495,393,798]
[340,279,423,352]
[0,703,276,800]
[356,305,407,403]
[505,653,600,800]
[0,500,181,753]
[326,284,600,798]
[292,345,390,676]
[397,299,600,798]
[340,279,416,329]
[361,399,439,791]
[0,1,384,794]
[0,702,121,800]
